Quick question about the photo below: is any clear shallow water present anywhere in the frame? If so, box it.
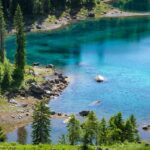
[6,16,150,143]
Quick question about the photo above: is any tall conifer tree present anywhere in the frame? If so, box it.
[13,5,25,82]
[0,0,6,63]
[32,101,51,144]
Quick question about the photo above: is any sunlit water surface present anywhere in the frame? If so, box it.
[6,16,150,143]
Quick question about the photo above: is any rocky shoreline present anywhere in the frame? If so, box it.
[0,65,69,133]
[8,8,150,35]
[24,12,150,34]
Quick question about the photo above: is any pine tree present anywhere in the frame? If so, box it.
[0,127,6,142]
[97,118,107,145]
[1,62,11,91]
[107,115,122,143]
[67,115,81,145]
[82,111,98,145]
[13,5,25,82]
[32,101,51,144]
[0,0,6,63]
[129,114,140,141]
[124,119,135,142]
[113,112,125,142]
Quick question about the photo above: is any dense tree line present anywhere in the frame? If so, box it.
[31,100,139,146]
[65,112,139,147]
[113,0,150,11]
[1,0,96,17]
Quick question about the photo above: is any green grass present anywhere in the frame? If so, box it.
[0,143,149,150]
[94,1,111,18]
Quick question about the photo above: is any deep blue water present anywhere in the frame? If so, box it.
[6,16,150,143]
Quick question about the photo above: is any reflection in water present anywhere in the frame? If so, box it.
[6,17,150,66]
[17,127,27,144]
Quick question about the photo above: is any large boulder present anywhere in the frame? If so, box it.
[9,99,18,104]
[88,12,95,17]
[95,75,105,82]
[142,125,150,130]
[32,62,40,66]
[30,84,45,95]
[46,64,54,69]
[36,24,42,29]
[79,111,90,117]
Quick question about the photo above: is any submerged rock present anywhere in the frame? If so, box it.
[89,100,101,106]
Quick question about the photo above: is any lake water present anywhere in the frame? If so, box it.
[6,16,150,143]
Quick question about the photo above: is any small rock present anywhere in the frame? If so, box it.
[51,111,56,115]
[58,113,62,116]
[9,99,18,104]
[18,115,23,119]
[46,64,54,68]
[79,111,90,117]
[72,16,76,19]
[36,24,42,29]
[142,125,150,130]
[21,104,28,108]
[11,115,15,118]
[54,72,59,76]
[45,90,51,95]
[88,12,95,17]
[26,113,29,116]
[32,62,40,66]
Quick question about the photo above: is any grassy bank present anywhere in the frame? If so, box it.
[0,143,150,150]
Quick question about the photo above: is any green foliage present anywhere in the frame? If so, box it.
[61,112,140,147]
[1,0,96,16]
[82,111,98,145]
[1,62,12,92]
[32,101,51,144]
[0,3,27,92]
[13,5,25,84]
[97,118,107,145]
[0,0,6,63]
[67,115,81,145]
[0,127,6,142]
[0,143,149,150]
[14,5,25,70]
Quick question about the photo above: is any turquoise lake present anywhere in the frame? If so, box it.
[6,16,150,143]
